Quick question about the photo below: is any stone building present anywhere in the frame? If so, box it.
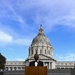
[5,24,75,71]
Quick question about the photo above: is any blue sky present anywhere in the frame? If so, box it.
[0,0,75,61]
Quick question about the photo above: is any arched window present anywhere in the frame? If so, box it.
[18,67,21,69]
[10,67,12,71]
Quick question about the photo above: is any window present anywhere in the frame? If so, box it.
[11,63,12,64]
[40,50,42,54]
[14,67,16,70]
[6,67,8,71]
[10,67,12,71]
[36,50,37,54]
[22,67,24,69]
[45,50,46,54]
[18,67,21,69]
[61,68,64,69]
[48,51,50,54]
[65,68,68,69]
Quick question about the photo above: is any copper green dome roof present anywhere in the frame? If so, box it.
[31,24,51,45]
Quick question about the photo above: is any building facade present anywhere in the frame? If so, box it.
[5,25,75,71]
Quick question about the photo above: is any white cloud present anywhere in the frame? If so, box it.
[13,38,32,46]
[15,0,75,31]
[56,53,75,61]
[0,31,32,46]
[1,0,75,33]
[0,31,13,43]
[53,15,75,27]
[10,15,25,23]
[0,0,25,24]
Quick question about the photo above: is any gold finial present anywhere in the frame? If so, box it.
[38,23,44,35]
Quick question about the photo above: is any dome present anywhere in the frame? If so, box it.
[32,35,50,45]
[31,24,51,45]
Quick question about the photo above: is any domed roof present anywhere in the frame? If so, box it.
[31,24,51,46]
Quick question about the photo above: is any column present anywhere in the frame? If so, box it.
[8,67,10,71]
[29,48,30,56]
[33,47,34,54]
[43,62,45,66]
[30,49,31,56]
[12,67,14,71]
[50,62,52,69]
[16,67,18,70]
[20,67,22,70]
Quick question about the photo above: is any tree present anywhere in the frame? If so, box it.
[0,53,6,71]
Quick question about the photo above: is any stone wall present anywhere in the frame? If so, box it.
[0,72,4,75]
[4,70,24,75]
[71,69,75,75]
[48,69,71,75]
[3,69,75,75]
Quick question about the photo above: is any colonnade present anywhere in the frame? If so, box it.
[5,67,24,71]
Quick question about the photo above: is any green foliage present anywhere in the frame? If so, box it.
[0,53,6,70]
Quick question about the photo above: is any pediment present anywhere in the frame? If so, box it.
[27,54,55,60]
